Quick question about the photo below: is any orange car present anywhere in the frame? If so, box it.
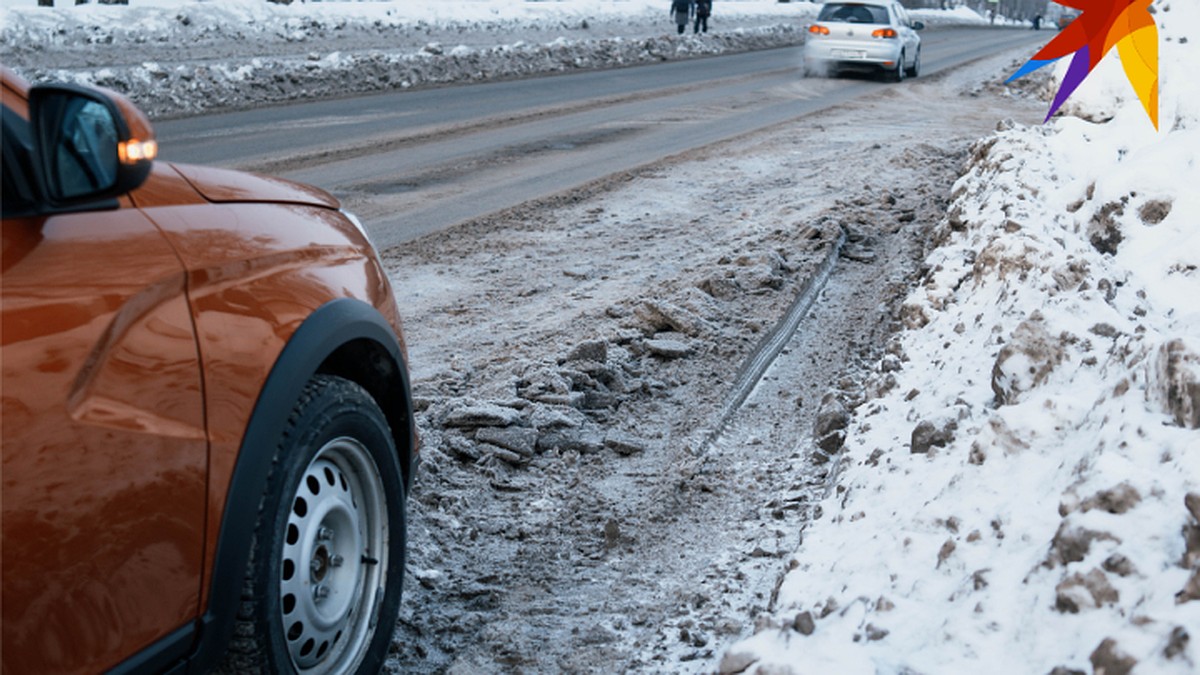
[1,66,417,674]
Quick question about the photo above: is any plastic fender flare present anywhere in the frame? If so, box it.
[187,297,414,674]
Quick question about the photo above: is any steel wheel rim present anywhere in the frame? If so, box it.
[279,436,389,674]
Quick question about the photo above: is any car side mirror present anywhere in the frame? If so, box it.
[28,83,156,208]
[912,21,925,30]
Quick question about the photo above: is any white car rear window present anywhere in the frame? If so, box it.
[817,3,891,24]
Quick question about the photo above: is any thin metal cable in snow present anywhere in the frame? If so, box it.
[695,228,847,456]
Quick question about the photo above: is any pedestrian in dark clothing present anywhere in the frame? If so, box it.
[1031,14,1042,29]
[671,0,693,35]
[694,0,712,33]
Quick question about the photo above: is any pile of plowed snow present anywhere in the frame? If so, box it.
[721,3,1200,673]
[1,0,823,118]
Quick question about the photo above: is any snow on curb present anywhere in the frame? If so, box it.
[720,2,1200,673]
[0,1,990,120]
[909,6,988,26]
[1,0,821,119]
[20,27,802,119]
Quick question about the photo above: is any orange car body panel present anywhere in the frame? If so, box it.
[137,165,406,608]
[171,162,340,209]
[2,209,208,674]
[1,66,410,672]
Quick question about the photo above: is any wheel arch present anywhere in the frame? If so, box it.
[317,336,416,488]
[186,297,415,674]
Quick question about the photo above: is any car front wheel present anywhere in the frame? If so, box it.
[222,375,406,675]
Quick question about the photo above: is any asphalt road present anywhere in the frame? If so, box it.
[156,26,1044,249]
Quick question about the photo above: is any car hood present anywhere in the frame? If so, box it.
[169,163,340,209]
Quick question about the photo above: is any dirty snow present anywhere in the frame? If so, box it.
[0,0,992,120]
[1,0,828,118]
[722,2,1200,673]
[379,51,1042,669]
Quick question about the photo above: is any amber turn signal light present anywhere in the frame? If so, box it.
[871,28,898,38]
[119,138,158,164]
[809,24,830,35]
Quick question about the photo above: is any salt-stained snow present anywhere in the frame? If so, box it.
[0,1,992,120]
[1,0,809,22]
[0,0,993,119]
[1,0,824,118]
[722,3,1200,673]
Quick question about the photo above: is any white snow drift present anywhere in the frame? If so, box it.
[722,3,1200,673]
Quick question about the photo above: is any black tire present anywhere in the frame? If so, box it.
[221,375,406,675]
[890,50,906,82]
[906,47,921,78]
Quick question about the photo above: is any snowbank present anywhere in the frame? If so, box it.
[20,27,812,119]
[721,2,1200,674]
[1,0,988,120]
[0,0,821,118]
[0,0,814,25]
[910,5,987,26]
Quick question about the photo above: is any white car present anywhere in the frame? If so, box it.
[803,1,924,81]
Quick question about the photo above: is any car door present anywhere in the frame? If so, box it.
[894,4,919,62]
[1,104,207,673]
